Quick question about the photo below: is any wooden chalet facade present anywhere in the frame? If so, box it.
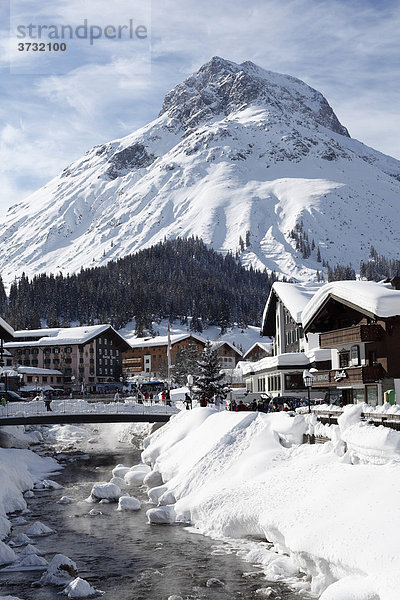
[123,334,206,379]
[302,279,400,406]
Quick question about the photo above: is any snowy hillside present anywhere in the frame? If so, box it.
[1,56,400,286]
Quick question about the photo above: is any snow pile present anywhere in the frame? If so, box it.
[63,577,99,598]
[142,407,400,600]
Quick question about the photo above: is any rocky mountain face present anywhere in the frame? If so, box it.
[1,56,400,286]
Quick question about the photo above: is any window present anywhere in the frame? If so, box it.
[351,345,360,366]
[27,376,32,382]
[32,348,39,355]
[44,348,51,354]
[42,377,47,383]
[257,377,266,392]
[65,347,72,353]
[64,368,72,375]
[32,359,38,366]
[53,347,60,354]
[53,358,60,365]
[79,357,84,364]
[65,357,72,364]
[284,373,306,390]
[339,352,350,368]
[23,359,30,365]
[44,358,51,365]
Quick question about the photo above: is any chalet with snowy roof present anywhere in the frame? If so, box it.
[210,341,243,369]
[302,279,400,406]
[4,325,130,393]
[242,342,271,362]
[123,333,206,379]
[243,282,331,397]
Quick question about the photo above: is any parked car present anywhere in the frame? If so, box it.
[0,390,28,403]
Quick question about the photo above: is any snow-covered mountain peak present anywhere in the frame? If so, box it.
[159,56,349,137]
[1,57,400,288]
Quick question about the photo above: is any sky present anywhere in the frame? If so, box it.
[0,0,399,217]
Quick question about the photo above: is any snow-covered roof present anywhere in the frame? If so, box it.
[243,341,272,359]
[210,340,243,356]
[129,333,206,348]
[242,352,310,375]
[0,316,14,340]
[17,366,63,375]
[6,324,130,349]
[302,280,400,331]
[305,348,332,363]
[262,282,323,335]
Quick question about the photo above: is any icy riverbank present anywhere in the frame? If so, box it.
[142,406,400,600]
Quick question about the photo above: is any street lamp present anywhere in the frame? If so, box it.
[303,370,314,414]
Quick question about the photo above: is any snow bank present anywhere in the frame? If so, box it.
[142,407,400,600]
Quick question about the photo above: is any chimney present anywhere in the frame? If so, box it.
[390,276,400,290]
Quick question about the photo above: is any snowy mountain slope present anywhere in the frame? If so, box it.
[1,56,400,286]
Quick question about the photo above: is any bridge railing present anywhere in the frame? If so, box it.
[0,398,179,419]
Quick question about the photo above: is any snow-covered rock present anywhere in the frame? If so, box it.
[57,496,74,505]
[26,521,54,536]
[17,553,48,568]
[88,482,121,502]
[40,554,78,585]
[63,577,99,598]
[2,57,400,285]
[111,464,131,478]
[9,533,32,547]
[0,540,17,565]
[18,543,42,556]
[42,479,63,490]
[117,496,141,511]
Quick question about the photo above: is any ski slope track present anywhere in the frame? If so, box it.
[2,56,400,286]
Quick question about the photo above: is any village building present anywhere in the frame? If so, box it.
[122,333,206,379]
[17,366,64,393]
[4,325,130,393]
[210,341,243,369]
[243,282,331,398]
[302,279,400,406]
[242,342,272,362]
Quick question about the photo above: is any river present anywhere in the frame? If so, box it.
[0,425,311,599]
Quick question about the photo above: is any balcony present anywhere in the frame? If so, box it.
[319,324,384,349]
[312,364,386,387]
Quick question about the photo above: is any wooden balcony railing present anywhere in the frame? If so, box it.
[319,324,384,349]
[312,364,386,387]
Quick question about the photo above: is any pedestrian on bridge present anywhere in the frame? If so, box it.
[114,391,120,402]
[44,393,52,412]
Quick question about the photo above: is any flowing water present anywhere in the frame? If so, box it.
[0,427,311,600]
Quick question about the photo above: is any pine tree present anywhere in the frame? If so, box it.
[172,345,201,386]
[194,341,226,402]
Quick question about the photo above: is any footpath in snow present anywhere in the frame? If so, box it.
[141,405,400,600]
